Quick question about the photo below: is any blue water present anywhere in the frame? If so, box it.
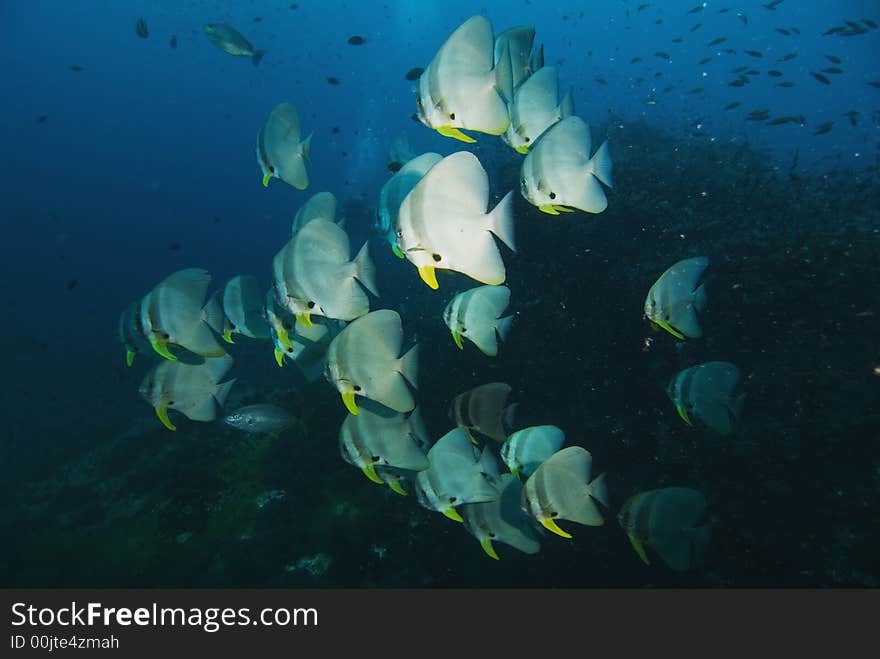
[1,0,878,587]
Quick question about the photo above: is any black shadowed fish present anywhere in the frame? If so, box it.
[766,115,805,126]
[135,17,149,39]
[842,111,860,126]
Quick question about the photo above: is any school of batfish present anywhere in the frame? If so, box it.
[118,15,750,572]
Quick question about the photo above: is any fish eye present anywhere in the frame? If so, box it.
[460,327,467,333]
[448,497,457,503]
[307,301,316,309]
[550,511,559,518]
[449,112,455,120]
[524,136,530,143]
[489,532,496,538]
[371,455,380,463]
[269,165,275,173]
[396,229,403,238]
[353,385,362,392]
[432,253,441,262]
[162,332,170,339]
[549,192,557,200]
[286,347,293,353]
[282,320,292,330]
[168,400,175,406]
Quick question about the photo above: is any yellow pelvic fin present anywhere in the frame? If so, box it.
[437,125,476,143]
[538,204,560,215]
[655,318,685,340]
[451,331,464,350]
[222,327,235,344]
[274,348,285,368]
[510,467,520,480]
[155,406,176,431]
[362,464,384,484]
[514,145,530,155]
[418,265,439,290]
[540,516,573,539]
[480,538,500,560]
[554,205,575,213]
[262,171,272,187]
[341,391,360,416]
[295,312,313,328]
[675,403,693,426]
[392,244,405,259]
[125,349,135,367]
[150,337,178,362]
[442,507,464,523]
[276,326,292,349]
[463,427,479,446]
[627,532,651,565]
[388,479,407,496]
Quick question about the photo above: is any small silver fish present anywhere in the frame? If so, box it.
[224,404,298,434]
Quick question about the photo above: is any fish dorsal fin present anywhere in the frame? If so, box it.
[662,257,710,297]
[558,86,575,119]
[435,15,494,74]
[292,191,338,234]
[265,102,301,145]
[430,427,479,460]
[536,115,591,164]
[412,151,490,217]
[515,66,560,125]
[398,151,444,178]
[293,218,352,267]
[495,25,536,89]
